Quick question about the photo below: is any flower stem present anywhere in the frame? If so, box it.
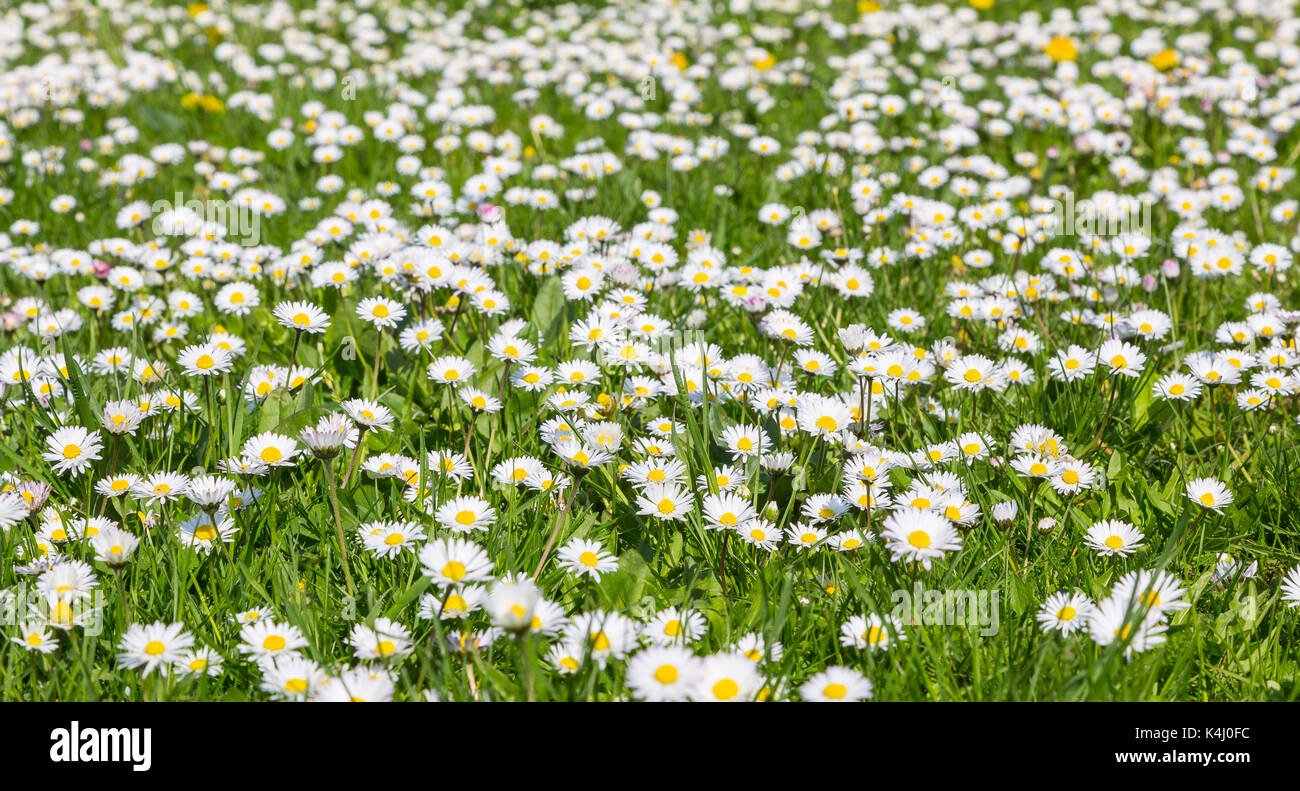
[532,482,581,581]
[341,425,368,489]
[370,330,384,399]
[323,461,355,598]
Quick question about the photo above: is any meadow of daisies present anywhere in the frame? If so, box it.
[1,0,1300,703]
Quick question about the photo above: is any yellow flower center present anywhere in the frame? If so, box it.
[654,665,678,684]
[712,679,739,700]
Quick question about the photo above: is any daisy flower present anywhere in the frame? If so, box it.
[840,613,905,651]
[340,398,395,431]
[800,666,873,702]
[241,432,300,467]
[238,619,309,661]
[91,527,141,567]
[1088,595,1167,659]
[459,386,502,413]
[397,319,444,352]
[1047,345,1096,382]
[833,529,871,551]
[626,646,700,702]
[734,632,784,664]
[427,450,475,480]
[419,588,486,621]
[37,560,98,602]
[1097,339,1146,378]
[348,618,413,660]
[434,496,496,533]
[1037,592,1094,635]
[427,355,476,384]
[1280,565,1300,608]
[359,520,424,558]
[178,513,238,553]
[735,519,780,551]
[486,578,541,633]
[786,522,828,549]
[272,300,331,334]
[133,472,190,505]
[547,639,587,675]
[42,426,103,475]
[945,354,1005,391]
[1154,373,1202,401]
[117,621,195,676]
[1111,569,1190,618]
[803,493,850,524]
[557,537,618,580]
[0,491,34,530]
[700,492,756,530]
[259,655,328,701]
[419,537,494,587]
[356,296,407,329]
[1185,477,1233,512]
[313,667,395,702]
[1084,519,1144,557]
[691,652,761,702]
[13,622,58,654]
[177,342,234,377]
[1049,458,1098,495]
[174,647,224,678]
[880,509,962,569]
[796,394,855,439]
[568,610,638,665]
[642,607,707,646]
[635,482,693,521]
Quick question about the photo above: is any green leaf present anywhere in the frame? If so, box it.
[530,276,566,347]
[61,335,102,429]
[384,577,430,620]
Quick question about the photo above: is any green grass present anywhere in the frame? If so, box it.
[0,0,1298,701]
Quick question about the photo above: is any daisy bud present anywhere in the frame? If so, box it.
[300,428,346,460]
[992,501,1018,527]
